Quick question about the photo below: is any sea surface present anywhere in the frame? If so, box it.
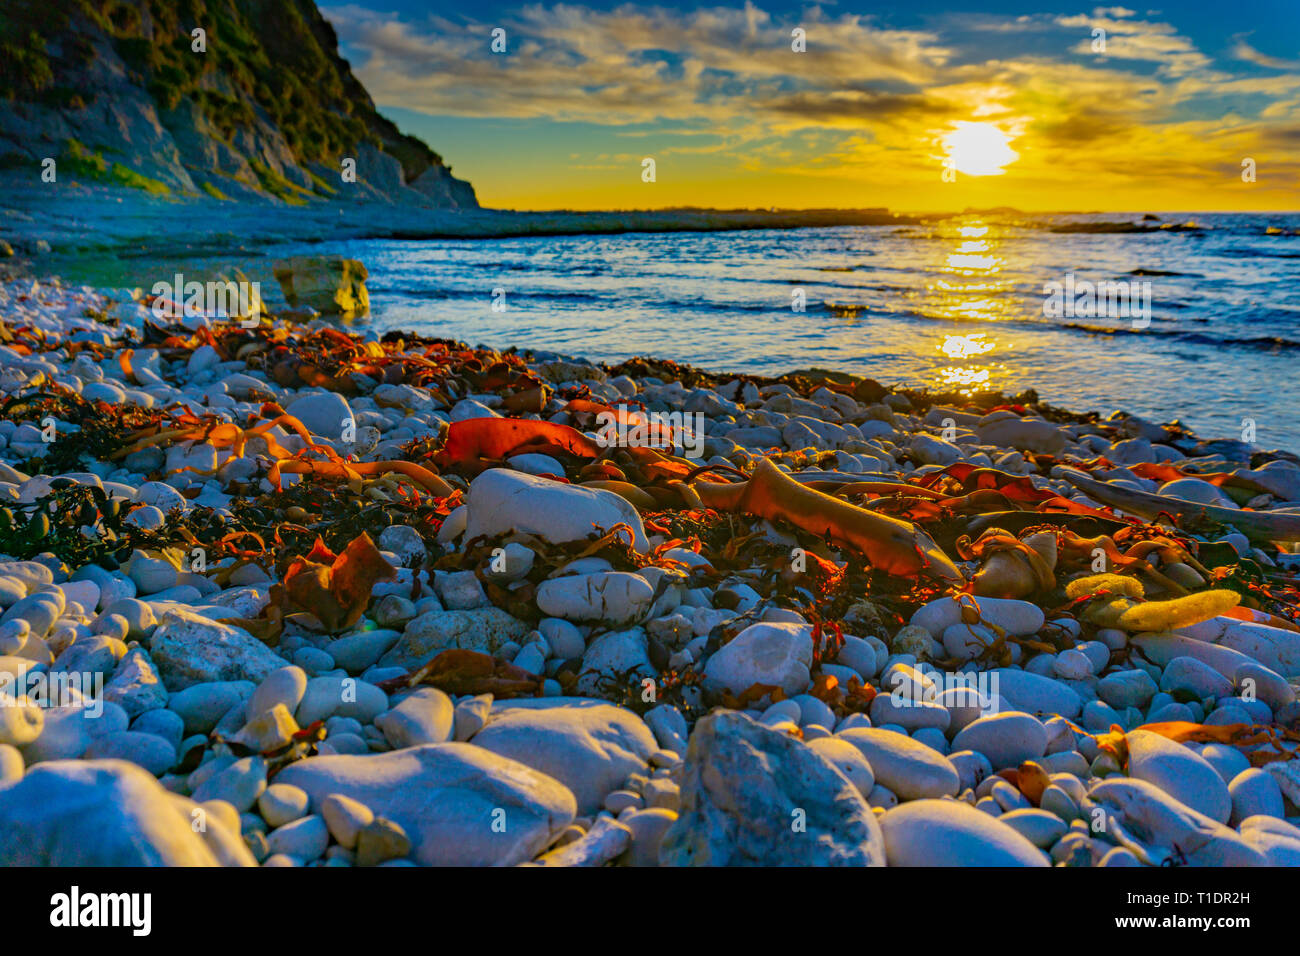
[65,209,1300,451]
[265,211,1300,450]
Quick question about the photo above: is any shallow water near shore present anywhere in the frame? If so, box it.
[283,211,1300,450]
[47,209,1300,450]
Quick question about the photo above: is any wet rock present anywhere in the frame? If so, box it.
[272,256,369,316]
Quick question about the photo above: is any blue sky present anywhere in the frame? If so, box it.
[321,2,1300,210]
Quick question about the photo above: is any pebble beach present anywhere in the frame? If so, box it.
[3,271,1300,869]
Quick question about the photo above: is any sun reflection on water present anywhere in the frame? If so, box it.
[923,219,1014,393]
[940,333,995,359]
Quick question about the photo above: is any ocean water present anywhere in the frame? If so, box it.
[272,211,1297,451]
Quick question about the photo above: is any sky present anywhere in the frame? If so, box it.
[320,1,1300,211]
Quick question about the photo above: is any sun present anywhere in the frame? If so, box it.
[943,122,1019,177]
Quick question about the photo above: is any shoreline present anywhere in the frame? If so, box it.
[8,180,1283,263]
[1,273,1299,868]
[0,180,921,261]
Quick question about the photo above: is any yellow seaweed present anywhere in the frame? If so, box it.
[1065,573,1145,600]
[1114,589,1241,633]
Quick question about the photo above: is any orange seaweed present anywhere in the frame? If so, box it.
[279,532,396,632]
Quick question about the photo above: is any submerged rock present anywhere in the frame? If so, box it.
[272,256,369,316]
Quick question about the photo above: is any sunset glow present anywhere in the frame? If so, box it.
[335,1,1300,211]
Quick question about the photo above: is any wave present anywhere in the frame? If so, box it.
[1061,322,1300,352]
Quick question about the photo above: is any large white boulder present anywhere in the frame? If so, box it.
[0,759,253,866]
[472,702,656,814]
[276,743,576,866]
[703,621,813,696]
[464,468,649,551]
[660,712,885,866]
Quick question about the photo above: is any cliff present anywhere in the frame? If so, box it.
[0,0,478,207]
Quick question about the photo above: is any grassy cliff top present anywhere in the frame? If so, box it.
[0,0,444,182]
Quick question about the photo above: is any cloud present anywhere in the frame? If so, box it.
[1056,13,1210,76]
[322,3,953,125]
[1232,39,1300,72]
[320,2,1300,201]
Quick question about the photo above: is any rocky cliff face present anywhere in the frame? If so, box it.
[0,0,478,208]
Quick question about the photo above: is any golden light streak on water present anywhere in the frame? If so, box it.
[923,218,1014,394]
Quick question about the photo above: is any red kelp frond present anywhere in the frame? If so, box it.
[434,417,601,472]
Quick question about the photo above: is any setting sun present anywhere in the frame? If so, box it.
[942,122,1019,177]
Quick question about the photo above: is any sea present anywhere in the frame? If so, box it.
[66,209,1300,451]
[265,211,1299,451]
